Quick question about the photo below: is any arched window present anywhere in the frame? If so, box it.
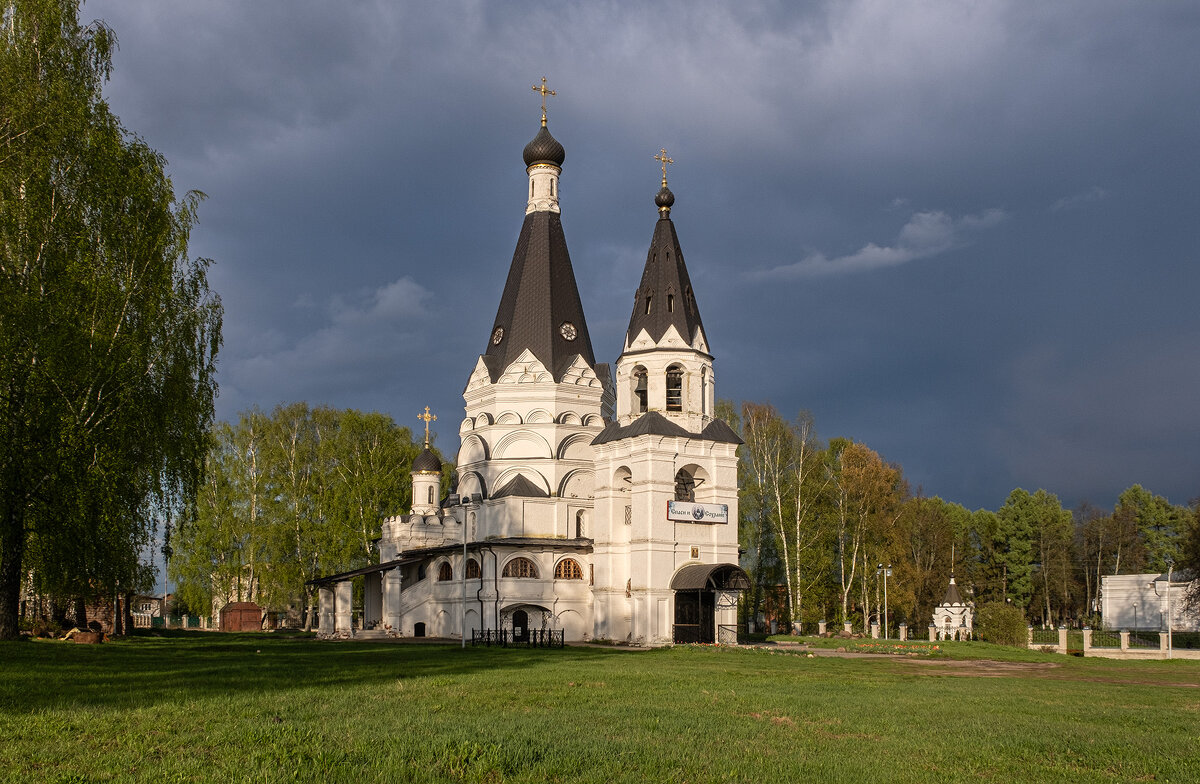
[632,366,648,413]
[700,367,708,416]
[575,510,586,539]
[666,365,683,412]
[554,559,584,580]
[674,469,696,502]
[427,486,434,505]
[465,558,480,579]
[502,557,538,579]
[437,562,452,581]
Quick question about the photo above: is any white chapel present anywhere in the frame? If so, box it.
[313,92,747,646]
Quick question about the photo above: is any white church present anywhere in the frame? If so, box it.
[312,92,748,646]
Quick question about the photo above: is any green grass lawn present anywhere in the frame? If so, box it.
[1,632,1197,783]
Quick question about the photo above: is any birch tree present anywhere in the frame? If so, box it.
[1,0,221,638]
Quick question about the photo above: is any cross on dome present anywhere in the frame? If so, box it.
[532,77,556,126]
[418,406,437,447]
[654,148,675,186]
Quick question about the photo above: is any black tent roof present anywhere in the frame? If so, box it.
[482,209,596,382]
[624,205,706,348]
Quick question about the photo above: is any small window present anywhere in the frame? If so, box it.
[427,486,434,505]
[417,563,427,581]
[633,367,648,413]
[502,557,538,579]
[666,366,683,412]
[437,562,452,581]
[667,293,674,312]
[700,367,708,416]
[575,510,586,539]
[674,469,696,502]
[554,559,584,580]
[645,295,652,314]
[465,558,481,579]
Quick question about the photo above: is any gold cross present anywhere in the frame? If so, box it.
[418,406,437,447]
[654,148,675,186]
[532,76,556,126]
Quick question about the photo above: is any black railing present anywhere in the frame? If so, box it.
[1090,630,1121,648]
[1030,628,1058,645]
[1170,632,1200,650]
[1129,631,1159,649]
[470,629,564,648]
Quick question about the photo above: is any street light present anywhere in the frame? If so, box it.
[876,563,892,639]
[1166,557,1174,658]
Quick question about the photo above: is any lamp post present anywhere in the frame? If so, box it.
[876,564,892,639]
[1133,601,1138,633]
[1166,558,1174,658]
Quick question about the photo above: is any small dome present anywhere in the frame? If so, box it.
[412,447,442,474]
[523,124,566,167]
[655,185,675,210]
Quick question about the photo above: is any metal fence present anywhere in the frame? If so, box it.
[470,629,564,648]
[1128,631,1159,649]
[1090,630,1121,648]
[1171,632,1200,650]
[1030,628,1059,645]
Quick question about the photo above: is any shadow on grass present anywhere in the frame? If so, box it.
[0,631,636,713]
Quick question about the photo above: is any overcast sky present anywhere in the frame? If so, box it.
[85,0,1199,513]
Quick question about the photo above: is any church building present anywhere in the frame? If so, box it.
[312,88,747,646]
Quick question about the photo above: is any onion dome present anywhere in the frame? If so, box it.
[523,124,566,168]
[655,185,675,214]
[411,447,442,474]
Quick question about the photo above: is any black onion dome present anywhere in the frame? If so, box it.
[523,124,566,167]
[655,185,675,211]
[412,447,442,474]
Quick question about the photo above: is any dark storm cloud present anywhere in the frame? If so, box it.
[85,0,1200,511]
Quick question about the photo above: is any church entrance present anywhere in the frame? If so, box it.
[674,591,715,643]
[670,563,751,645]
[512,609,529,643]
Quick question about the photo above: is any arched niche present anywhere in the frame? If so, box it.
[458,435,489,465]
[494,430,552,460]
[457,471,487,500]
[556,433,593,461]
[559,469,594,500]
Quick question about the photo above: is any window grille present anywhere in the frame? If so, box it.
[437,562,453,581]
[502,557,538,579]
[465,559,481,579]
[554,559,584,580]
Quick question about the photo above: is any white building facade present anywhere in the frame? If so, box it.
[1100,572,1198,632]
[313,113,746,645]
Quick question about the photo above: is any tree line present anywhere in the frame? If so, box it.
[725,402,1199,632]
[169,404,449,628]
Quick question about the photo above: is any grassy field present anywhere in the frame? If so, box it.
[1,632,1197,783]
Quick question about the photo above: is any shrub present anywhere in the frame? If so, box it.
[975,602,1027,646]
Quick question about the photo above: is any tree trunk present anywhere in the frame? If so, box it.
[74,596,89,628]
[123,591,134,634]
[0,506,26,640]
[112,593,123,636]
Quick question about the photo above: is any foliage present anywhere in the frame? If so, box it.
[975,601,1028,646]
[1,634,1197,783]
[170,405,441,624]
[0,0,221,639]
